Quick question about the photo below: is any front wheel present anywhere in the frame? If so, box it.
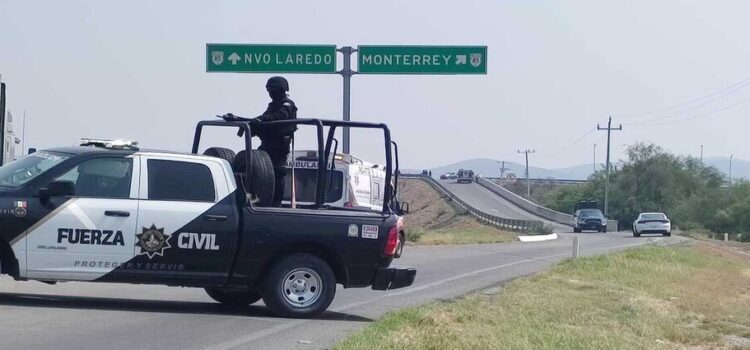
[261,254,336,318]
[205,288,262,306]
[663,232,671,237]
[573,227,581,233]
[602,227,607,233]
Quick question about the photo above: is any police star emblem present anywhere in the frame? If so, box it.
[136,225,171,259]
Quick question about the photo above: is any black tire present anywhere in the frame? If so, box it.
[261,254,336,318]
[205,288,262,306]
[633,230,641,237]
[602,227,607,233]
[663,232,671,237]
[573,228,581,233]
[233,150,275,207]
[203,147,236,165]
[394,232,405,258]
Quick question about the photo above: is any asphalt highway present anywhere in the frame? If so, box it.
[438,179,571,230]
[0,231,682,350]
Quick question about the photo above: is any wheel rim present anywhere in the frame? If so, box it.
[281,268,322,308]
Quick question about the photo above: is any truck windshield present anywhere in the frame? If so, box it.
[0,151,72,187]
[578,209,603,218]
[283,169,344,203]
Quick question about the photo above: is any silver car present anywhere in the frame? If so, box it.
[632,212,672,237]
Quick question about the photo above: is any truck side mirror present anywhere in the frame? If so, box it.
[399,201,410,215]
[39,180,75,198]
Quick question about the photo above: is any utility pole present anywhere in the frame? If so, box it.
[729,154,734,186]
[597,116,622,217]
[518,149,535,198]
[497,160,509,179]
[593,144,597,173]
[700,145,704,166]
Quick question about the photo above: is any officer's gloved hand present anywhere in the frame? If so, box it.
[221,113,242,122]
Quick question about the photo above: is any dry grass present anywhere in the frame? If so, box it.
[399,178,517,245]
[335,242,750,350]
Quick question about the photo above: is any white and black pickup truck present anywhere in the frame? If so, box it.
[0,118,415,317]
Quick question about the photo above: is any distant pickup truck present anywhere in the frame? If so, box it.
[0,118,416,318]
[573,199,607,233]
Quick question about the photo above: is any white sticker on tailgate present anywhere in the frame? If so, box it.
[361,225,379,239]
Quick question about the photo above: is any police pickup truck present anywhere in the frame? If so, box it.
[0,118,415,317]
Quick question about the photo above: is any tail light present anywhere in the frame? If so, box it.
[384,226,399,256]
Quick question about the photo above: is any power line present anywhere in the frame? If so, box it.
[615,77,750,119]
[535,127,596,158]
[627,94,750,127]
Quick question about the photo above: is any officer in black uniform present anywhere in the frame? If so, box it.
[223,76,297,207]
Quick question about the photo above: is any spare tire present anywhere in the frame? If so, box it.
[233,150,275,206]
[203,147,236,166]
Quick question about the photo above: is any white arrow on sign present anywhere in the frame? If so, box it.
[455,55,467,65]
[228,52,241,65]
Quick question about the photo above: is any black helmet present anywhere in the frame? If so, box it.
[265,76,289,92]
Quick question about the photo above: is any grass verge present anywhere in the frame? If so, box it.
[335,243,750,350]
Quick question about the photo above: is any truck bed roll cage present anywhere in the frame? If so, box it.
[192,118,399,214]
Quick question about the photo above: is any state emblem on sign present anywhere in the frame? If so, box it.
[136,225,171,259]
[211,51,224,65]
[470,53,482,68]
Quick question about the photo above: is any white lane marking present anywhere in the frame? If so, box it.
[518,233,559,242]
[68,202,97,229]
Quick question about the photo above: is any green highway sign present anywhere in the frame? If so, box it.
[206,44,337,73]
[357,45,487,74]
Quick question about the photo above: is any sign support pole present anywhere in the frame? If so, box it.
[338,46,356,154]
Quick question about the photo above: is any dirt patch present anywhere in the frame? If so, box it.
[398,178,460,231]
[694,241,750,263]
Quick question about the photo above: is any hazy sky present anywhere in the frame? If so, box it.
[1,0,749,169]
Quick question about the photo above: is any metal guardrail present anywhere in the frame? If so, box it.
[475,176,619,231]
[402,174,545,233]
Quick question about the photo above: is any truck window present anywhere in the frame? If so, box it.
[55,158,132,199]
[147,159,215,202]
[283,169,343,203]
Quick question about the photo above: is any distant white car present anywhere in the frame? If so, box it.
[632,212,672,237]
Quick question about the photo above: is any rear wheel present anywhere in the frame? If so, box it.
[261,254,336,318]
[663,232,671,237]
[233,150,276,206]
[602,227,607,233]
[573,227,581,233]
[633,229,641,237]
[205,288,262,306]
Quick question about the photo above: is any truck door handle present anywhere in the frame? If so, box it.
[105,210,130,217]
[203,215,227,221]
